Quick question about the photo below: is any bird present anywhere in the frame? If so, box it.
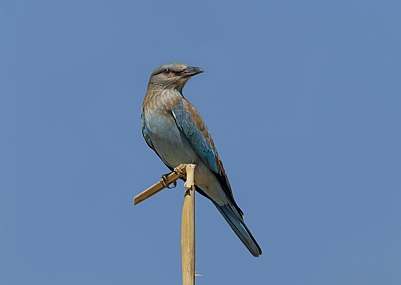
[141,62,262,257]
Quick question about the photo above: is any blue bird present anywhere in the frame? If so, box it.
[141,63,262,257]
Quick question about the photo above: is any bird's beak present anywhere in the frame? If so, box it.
[181,66,204,77]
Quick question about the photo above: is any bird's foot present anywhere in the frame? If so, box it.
[174,164,186,178]
[160,174,177,189]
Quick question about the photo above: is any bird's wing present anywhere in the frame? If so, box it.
[141,108,155,151]
[171,99,243,216]
[171,99,219,173]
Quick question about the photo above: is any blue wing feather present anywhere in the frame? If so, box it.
[172,100,219,173]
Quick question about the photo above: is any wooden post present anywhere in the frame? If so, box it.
[133,164,199,284]
[181,164,196,285]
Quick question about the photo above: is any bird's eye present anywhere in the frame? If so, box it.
[163,69,171,74]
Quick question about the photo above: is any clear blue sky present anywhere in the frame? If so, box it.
[2,2,401,284]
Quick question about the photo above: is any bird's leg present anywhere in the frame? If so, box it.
[174,164,186,179]
[160,174,177,189]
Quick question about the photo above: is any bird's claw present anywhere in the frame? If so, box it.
[174,164,186,178]
[168,180,177,189]
[160,174,177,189]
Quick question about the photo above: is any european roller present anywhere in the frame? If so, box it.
[141,62,262,257]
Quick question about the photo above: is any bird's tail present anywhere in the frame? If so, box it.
[212,201,262,257]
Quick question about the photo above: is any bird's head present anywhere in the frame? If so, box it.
[148,62,204,93]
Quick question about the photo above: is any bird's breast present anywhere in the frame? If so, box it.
[144,110,197,166]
